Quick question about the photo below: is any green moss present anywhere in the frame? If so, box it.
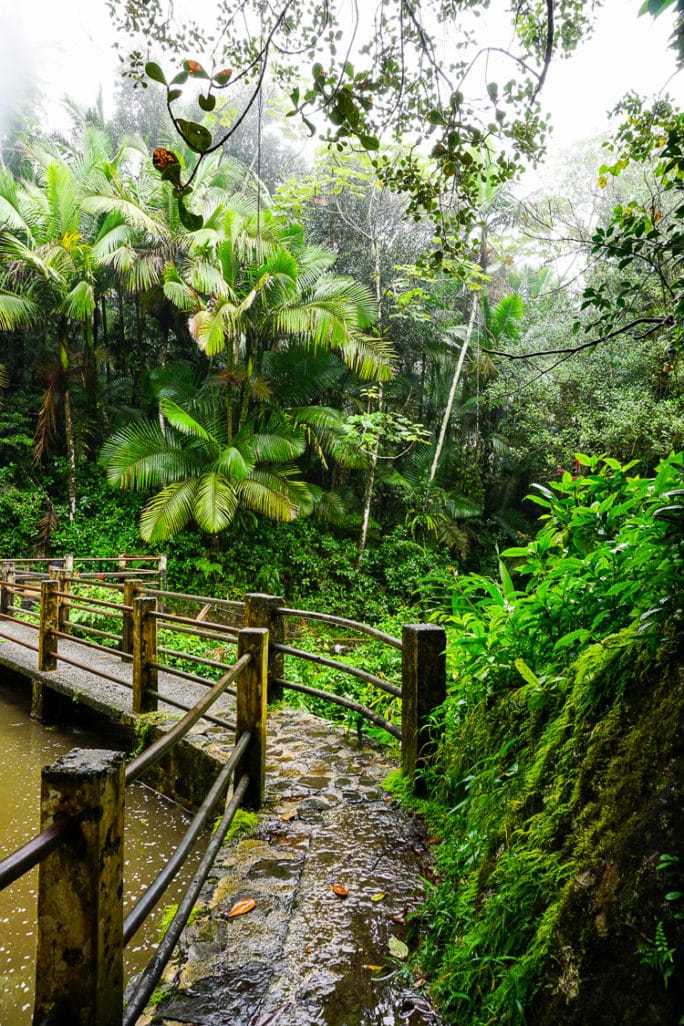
[219,808,259,844]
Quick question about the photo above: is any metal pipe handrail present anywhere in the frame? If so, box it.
[272,642,402,697]
[153,610,240,636]
[76,570,159,579]
[123,730,251,944]
[71,579,125,593]
[126,653,250,784]
[122,772,250,1026]
[0,628,40,651]
[144,588,244,610]
[148,659,237,696]
[277,606,402,649]
[154,620,238,646]
[157,644,236,673]
[74,556,160,563]
[54,630,122,660]
[0,815,76,892]
[50,649,132,689]
[54,594,126,615]
[63,622,121,643]
[274,677,401,740]
[147,689,235,730]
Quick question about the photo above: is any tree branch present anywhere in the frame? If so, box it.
[483,316,674,360]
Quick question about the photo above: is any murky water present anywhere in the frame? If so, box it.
[0,677,205,1026]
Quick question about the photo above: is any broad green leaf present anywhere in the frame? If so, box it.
[177,119,213,153]
[145,62,167,85]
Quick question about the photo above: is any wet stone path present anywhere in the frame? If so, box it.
[138,708,443,1026]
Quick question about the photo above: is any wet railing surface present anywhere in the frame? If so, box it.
[0,560,446,1025]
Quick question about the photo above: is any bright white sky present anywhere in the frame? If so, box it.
[1,0,682,156]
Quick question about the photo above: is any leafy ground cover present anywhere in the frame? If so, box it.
[407,453,684,1025]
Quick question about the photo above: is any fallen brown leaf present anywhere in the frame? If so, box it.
[227,898,256,918]
[332,883,349,897]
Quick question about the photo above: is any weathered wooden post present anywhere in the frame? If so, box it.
[121,578,144,658]
[1,560,15,617]
[55,567,72,634]
[132,596,158,713]
[158,553,168,591]
[244,593,284,703]
[401,623,447,794]
[33,748,125,1026]
[235,626,268,809]
[39,579,59,672]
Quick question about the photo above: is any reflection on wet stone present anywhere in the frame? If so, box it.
[144,706,442,1026]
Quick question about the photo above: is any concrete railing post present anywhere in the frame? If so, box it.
[39,579,59,672]
[1,560,15,617]
[132,596,158,714]
[33,748,125,1026]
[244,593,284,703]
[122,579,144,658]
[236,627,268,810]
[401,623,447,794]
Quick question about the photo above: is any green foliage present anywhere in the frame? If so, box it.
[220,808,259,843]
[412,454,684,1024]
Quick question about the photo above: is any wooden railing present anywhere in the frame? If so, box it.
[0,626,267,1026]
[0,564,446,1026]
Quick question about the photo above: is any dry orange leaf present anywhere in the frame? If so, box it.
[332,883,349,897]
[227,898,256,918]
[279,811,298,821]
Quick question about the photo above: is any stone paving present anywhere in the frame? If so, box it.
[138,707,443,1026]
[0,618,443,1025]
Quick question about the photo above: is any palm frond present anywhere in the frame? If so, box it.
[194,473,239,532]
[0,290,38,330]
[101,421,198,489]
[140,479,199,542]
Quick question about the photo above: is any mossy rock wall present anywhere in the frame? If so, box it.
[531,661,684,1026]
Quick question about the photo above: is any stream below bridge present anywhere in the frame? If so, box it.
[0,675,206,1026]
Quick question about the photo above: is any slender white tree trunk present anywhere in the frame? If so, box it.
[429,291,479,483]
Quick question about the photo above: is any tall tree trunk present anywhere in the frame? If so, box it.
[355,228,383,569]
[429,291,479,484]
[60,337,77,522]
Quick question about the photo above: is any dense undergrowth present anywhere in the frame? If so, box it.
[4,452,684,1023]
[411,453,684,1025]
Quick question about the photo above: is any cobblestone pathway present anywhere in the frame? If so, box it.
[138,708,443,1026]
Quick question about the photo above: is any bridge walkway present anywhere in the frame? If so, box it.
[0,619,442,1026]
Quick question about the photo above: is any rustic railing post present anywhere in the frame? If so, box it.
[55,568,72,634]
[401,623,447,794]
[1,560,15,617]
[244,593,284,703]
[39,579,59,672]
[118,552,127,577]
[33,748,125,1026]
[235,626,268,810]
[132,596,158,713]
[63,554,74,575]
[158,553,168,591]
[122,579,144,658]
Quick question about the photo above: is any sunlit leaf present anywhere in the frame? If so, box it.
[388,935,409,960]
[371,892,386,902]
[227,898,256,918]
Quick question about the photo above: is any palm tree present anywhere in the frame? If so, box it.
[101,373,314,541]
[0,151,105,519]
